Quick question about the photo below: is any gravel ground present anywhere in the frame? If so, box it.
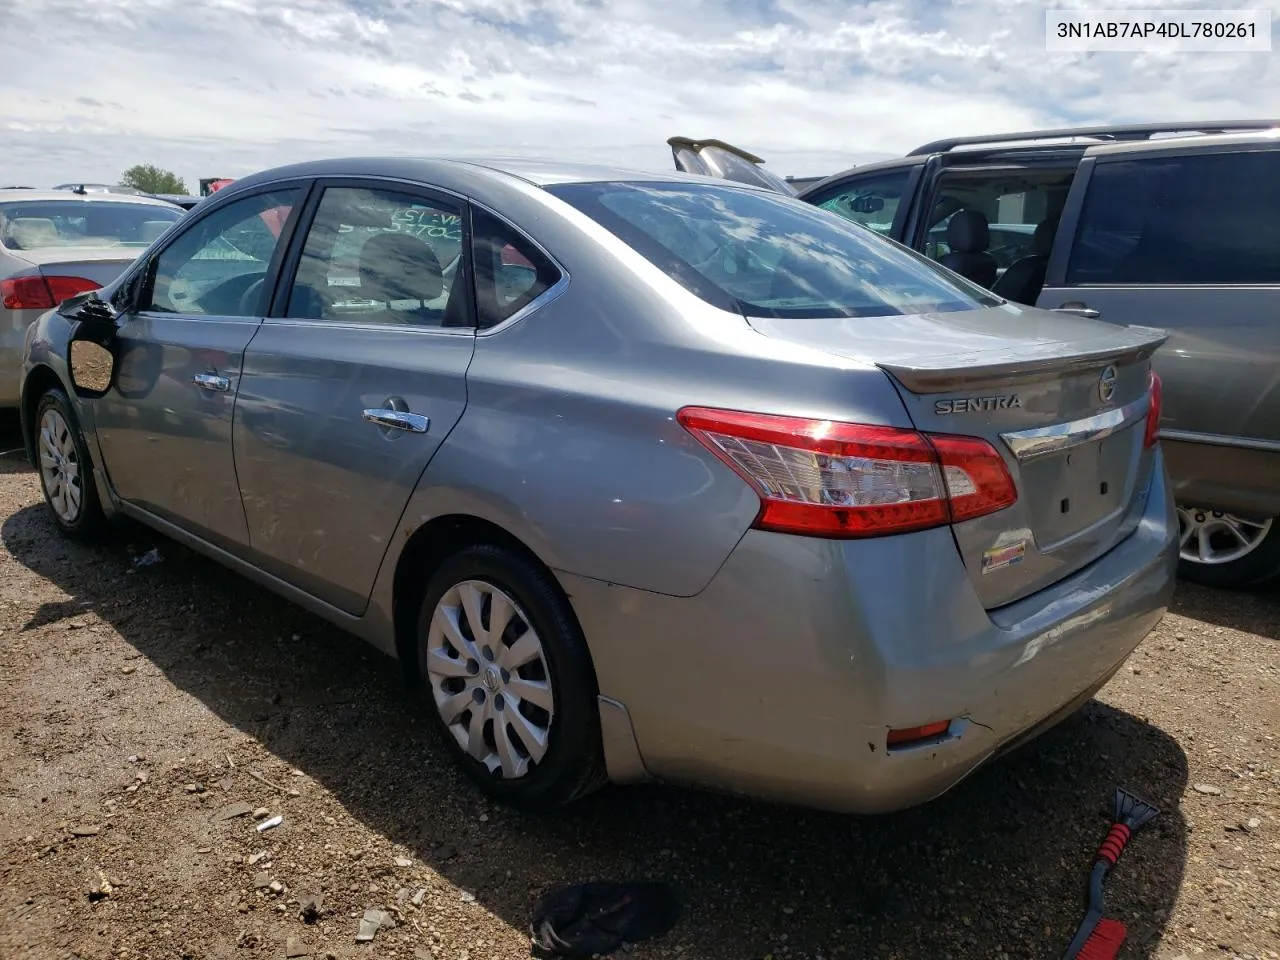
[0,427,1277,960]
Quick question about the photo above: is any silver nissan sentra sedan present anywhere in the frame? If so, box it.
[20,157,1178,814]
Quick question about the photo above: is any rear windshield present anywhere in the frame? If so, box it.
[547,181,997,319]
[0,201,182,252]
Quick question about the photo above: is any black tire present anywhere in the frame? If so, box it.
[32,387,106,540]
[415,543,606,810]
[1177,508,1280,589]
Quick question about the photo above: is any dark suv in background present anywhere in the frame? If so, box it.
[674,121,1280,588]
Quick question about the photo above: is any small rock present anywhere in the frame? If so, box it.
[253,807,271,819]
[410,887,428,906]
[394,856,414,868]
[268,880,284,895]
[291,633,302,641]
[127,755,139,763]
[1193,783,1223,796]
[1246,817,1262,831]
[287,788,301,797]
[459,890,476,903]
[395,887,411,903]
[256,815,283,832]
[414,950,434,960]
[69,825,100,837]
[355,909,394,942]
[253,871,270,889]
[184,783,204,794]
[219,776,235,792]
[478,813,489,823]
[121,665,136,675]
[285,935,310,958]
[214,802,255,822]
[248,851,267,865]
[298,892,324,922]
[134,770,149,784]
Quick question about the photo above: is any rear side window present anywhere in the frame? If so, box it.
[470,207,561,329]
[548,181,996,319]
[1067,151,1280,285]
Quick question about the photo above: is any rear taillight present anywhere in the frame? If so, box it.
[677,407,1017,538]
[1144,371,1162,449]
[0,275,99,310]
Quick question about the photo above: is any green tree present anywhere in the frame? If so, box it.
[119,164,187,195]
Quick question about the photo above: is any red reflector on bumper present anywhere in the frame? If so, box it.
[887,720,951,747]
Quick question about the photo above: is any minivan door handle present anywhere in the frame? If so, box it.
[362,408,430,433]
[1053,301,1100,319]
[191,372,231,392]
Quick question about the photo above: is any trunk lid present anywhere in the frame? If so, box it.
[16,246,143,287]
[747,304,1168,607]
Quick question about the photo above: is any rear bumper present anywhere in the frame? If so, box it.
[563,450,1178,814]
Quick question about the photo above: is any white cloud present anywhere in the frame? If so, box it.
[0,0,1276,189]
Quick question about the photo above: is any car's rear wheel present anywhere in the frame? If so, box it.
[1176,504,1280,588]
[415,543,605,809]
[33,387,105,539]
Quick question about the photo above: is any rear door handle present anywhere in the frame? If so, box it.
[1053,302,1100,319]
[191,372,231,392]
[362,408,430,433]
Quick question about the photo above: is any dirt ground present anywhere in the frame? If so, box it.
[0,426,1277,960]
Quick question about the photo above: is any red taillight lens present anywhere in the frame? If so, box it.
[887,720,952,747]
[1,275,99,310]
[1144,371,1162,449]
[677,406,1018,538]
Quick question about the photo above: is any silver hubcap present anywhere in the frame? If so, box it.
[1177,505,1272,565]
[38,409,82,524]
[424,580,554,779]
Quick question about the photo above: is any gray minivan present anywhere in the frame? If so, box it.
[675,122,1280,587]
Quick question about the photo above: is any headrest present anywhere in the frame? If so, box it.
[946,210,990,253]
[140,220,172,243]
[6,217,60,249]
[1032,219,1056,256]
[358,232,443,303]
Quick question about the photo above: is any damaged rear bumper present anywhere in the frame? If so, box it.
[562,451,1178,814]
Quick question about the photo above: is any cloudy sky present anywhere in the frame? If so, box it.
[2,0,1277,190]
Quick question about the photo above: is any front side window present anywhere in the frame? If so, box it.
[471,208,561,329]
[548,181,997,319]
[284,186,466,327]
[142,189,300,317]
[1066,150,1280,286]
[0,201,182,251]
[808,169,912,236]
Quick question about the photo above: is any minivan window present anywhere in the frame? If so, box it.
[548,182,997,319]
[807,169,912,236]
[1067,150,1280,286]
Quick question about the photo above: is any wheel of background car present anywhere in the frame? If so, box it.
[415,543,605,809]
[33,387,106,540]
[1176,505,1280,589]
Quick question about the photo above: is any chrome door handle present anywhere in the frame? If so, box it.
[362,408,430,433]
[192,372,231,392]
[1053,302,1100,319]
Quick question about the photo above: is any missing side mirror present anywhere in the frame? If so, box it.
[65,293,119,397]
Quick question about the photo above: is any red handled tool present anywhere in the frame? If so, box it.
[1060,787,1160,960]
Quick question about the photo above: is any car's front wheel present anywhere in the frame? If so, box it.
[415,543,606,809]
[1176,504,1280,588]
[33,387,105,539]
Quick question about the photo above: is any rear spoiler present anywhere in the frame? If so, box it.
[667,137,796,196]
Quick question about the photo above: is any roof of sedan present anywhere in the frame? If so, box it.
[0,189,182,206]
[227,155,745,192]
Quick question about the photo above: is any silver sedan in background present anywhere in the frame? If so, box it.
[20,158,1177,814]
[0,190,183,406]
